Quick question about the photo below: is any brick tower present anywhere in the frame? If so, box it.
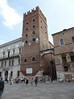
[21,6,50,76]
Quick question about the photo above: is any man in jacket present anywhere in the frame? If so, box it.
[0,78,4,99]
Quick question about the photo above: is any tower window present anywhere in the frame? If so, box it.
[32,57,36,61]
[33,25,35,28]
[26,22,28,24]
[26,28,28,30]
[26,34,28,37]
[33,19,35,21]
[33,31,35,34]
[33,38,36,42]
[41,26,42,29]
[24,59,27,62]
[25,41,28,44]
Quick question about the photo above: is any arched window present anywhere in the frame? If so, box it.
[32,57,36,61]
[24,59,27,62]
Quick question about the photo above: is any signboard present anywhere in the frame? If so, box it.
[26,68,32,74]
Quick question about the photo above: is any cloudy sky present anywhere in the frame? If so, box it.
[0,0,74,44]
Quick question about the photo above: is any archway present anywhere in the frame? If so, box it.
[5,71,8,81]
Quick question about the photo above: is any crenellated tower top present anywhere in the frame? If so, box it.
[23,6,46,21]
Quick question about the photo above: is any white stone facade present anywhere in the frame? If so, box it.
[0,38,23,81]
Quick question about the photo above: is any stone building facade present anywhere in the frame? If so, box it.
[52,27,74,80]
[21,6,54,77]
[0,38,22,80]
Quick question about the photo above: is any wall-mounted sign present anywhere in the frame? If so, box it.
[26,68,32,74]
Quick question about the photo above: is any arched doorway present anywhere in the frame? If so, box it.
[10,71,13,78]
[5,71,8,81]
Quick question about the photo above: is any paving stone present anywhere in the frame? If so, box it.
[1,82,74,99]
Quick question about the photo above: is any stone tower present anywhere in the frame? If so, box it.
[21,6,50,76]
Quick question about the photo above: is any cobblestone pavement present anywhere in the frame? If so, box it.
[1,81,74,99]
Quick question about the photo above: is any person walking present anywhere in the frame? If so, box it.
[34,77,38,86]
[0,78,4,99]
[31,78,33,85]
[25,78,29,85]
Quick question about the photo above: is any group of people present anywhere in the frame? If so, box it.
[0,76,38,98]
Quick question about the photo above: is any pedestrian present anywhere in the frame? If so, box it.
[25,78,28,85]
[31,78,33,85]
[34,77,38,86]
[0,78,4,99]
[10,78,13,85]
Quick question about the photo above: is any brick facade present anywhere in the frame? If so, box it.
[21,6,53,76]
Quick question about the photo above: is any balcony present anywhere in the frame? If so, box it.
[0,53,20,61]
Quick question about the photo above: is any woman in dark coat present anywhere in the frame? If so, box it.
[0,78,4,99]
